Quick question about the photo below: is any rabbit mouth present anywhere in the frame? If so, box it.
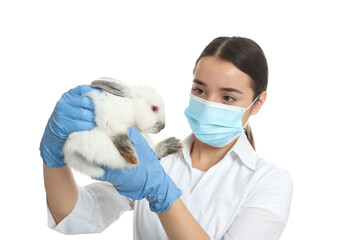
[152,122,165,133]
[139,122,165,134]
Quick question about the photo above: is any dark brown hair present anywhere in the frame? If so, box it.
[194,36,268,150]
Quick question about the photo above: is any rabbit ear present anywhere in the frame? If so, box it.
[91,77,131,97]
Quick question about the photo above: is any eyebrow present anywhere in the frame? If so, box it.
[220,87,243,94]
[193,79,207,86]
[193,79,243,94]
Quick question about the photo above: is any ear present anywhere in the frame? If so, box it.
[91,77,131,97]
[250,91,267,116]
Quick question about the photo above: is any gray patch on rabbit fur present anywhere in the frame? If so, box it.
[155,137,183,160]
[112,134,138,164]
[91,80,129,97]
[113,134,135,154]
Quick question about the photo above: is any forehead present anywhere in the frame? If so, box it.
[193,56,253,90]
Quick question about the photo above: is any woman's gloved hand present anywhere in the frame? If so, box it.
[97,127,182,213]
[40,85,100,168]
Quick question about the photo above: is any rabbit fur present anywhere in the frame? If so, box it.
[63,77,183,178]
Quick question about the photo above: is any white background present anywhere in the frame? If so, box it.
[1,0,359,239]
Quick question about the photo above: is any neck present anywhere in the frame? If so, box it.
[190,136,238,172]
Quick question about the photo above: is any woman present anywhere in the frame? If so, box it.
[41,36,293,239]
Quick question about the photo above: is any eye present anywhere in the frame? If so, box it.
[152,105,159,113]
[223,95,236,103]
[192,87,205,95]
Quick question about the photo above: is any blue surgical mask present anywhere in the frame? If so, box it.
[184,94,259,148]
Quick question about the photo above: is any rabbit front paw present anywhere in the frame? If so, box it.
[112,134,139,164]
[155,137,184,160]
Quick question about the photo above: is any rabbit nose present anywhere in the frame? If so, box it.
[157,122,165,130]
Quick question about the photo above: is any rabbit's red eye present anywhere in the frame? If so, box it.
[152,105,159,112]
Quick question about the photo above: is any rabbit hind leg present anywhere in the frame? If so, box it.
[65,151,105,178]
[64,130,134,172]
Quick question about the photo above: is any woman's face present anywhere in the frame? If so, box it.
[191,56,265,124]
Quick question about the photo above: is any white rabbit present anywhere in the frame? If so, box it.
[63,77,183,178]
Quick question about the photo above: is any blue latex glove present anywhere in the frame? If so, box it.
[97,127,182,213]
[40,85,99,167]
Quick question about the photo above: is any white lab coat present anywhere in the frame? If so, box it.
[47,133,293,239]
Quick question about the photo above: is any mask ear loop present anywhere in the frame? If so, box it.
[243,95,260,130]
[245,95,260,111]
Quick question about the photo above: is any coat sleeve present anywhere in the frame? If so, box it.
[223,168,293,240]
[47,182,134,234]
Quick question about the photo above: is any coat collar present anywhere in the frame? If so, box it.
[229,133,257,171]
[181,133,257,171]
